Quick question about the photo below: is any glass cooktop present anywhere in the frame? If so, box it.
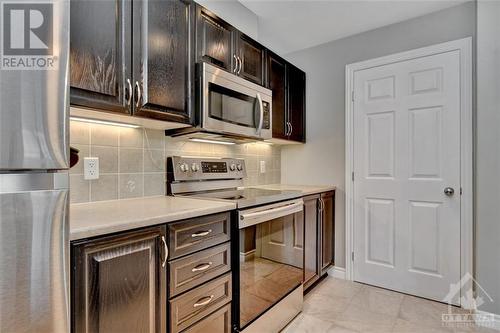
[183,188,302,208]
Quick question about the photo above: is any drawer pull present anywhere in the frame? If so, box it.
[191,229,212,238]
[193,295,214,308]
[191,262,213,272]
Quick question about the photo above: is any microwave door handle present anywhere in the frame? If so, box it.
[256,93,264,135]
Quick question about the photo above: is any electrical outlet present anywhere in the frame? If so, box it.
[84,157,99,180]
[260,160,266,174]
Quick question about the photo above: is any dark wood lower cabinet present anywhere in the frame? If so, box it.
[320,191,335,275]
[303,194,320,290]
[303,190,335,292]
[71,226,167,333]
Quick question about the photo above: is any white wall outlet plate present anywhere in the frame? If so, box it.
[260,160,266,174]
[84,157,99,180]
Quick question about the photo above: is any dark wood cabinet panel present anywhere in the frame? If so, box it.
[133,0,194,123]
[72,226,167,333]
[303,194,320,290]
[267,52,287,139]
[320,191,335,274]
[287,64,306,142]
[196,6,235,71]
[183,303,232,333]
[168,212,231,259]
[237,33,264,85]
[70,0,131,113]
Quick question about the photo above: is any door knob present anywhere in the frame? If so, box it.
[444,187,455,196]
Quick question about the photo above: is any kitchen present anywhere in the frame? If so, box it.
[1,0,499,333]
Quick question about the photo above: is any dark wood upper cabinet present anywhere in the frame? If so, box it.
[195,6,235,71]
[287,64,306,142]
[320,191,335,275]
[70,0,132,113]
[267,52,287,140]
[236,33,265,85]
[132,0,194,123]
[72,226,167,333]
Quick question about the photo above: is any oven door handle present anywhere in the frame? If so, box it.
[239,201,303,229]
[256,92,264,136]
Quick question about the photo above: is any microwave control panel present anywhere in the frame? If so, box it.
[263,102,270,130]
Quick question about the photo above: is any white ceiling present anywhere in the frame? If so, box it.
[239,0,468,54]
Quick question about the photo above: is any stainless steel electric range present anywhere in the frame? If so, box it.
[167,156,304,333]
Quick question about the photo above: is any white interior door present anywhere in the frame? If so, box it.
[352,50,461,304]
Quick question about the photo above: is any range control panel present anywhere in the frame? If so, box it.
[167,156,246,182]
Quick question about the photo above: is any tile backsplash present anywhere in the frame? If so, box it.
[70,120,281,204]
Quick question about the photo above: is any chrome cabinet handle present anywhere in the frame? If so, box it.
[286,122,291,136]
[191,262,213,272]
[135,81,142,108]
[193,295,214,308]
[161,236,168,267]
[289,123,293,137]
[237,56,242,75]
[444,187,455,196]
[125,79,132,106]
[233,54,238,73]
[191,229,212,238]
[256,93,264,135]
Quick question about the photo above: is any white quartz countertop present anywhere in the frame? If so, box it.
[70,196,236,241]
[252,184,336,196]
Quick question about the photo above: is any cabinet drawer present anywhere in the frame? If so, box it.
[169,273,232,333]
[168,212,231,259]
[183,303,231,333]
[169,242,231,297]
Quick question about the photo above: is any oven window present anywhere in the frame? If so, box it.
[239,212,304,328]
[209,83,258,128]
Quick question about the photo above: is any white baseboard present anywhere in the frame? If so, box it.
[475,310,500,331]
[327,266,346,279]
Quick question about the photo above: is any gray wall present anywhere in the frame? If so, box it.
[476,0,500,317]
[281,2,476,269]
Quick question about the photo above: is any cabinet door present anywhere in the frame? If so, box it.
[287,64,306,142]
[72,226,167,333]
[237,33,264,85]
[320,191,335,274]
[267,52,287,139]
[303,195,320,290]
[133,0,194,123]
[70,0,132,113]
[196,6,235,71]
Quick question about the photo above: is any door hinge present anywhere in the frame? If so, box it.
[351,252,355,262]
[351,91,355,102]
[352,172,354,182]
[460,187,463,195]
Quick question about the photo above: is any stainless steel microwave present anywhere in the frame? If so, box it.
[198,62,273,141]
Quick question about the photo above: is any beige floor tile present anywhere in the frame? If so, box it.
[399,295,453,328]
[350,284,404,317]
[282,314,335,333]
[302,293,350,323]
[392,318,453,333]
[332,303,397,333]
[312,277,364,300]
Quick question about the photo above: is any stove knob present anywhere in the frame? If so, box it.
[191,163,200,172]
[237,164,243,171]
[229,163,236,171]
[179,163,189,173]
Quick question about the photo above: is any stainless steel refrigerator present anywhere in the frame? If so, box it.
[0,0,70,332]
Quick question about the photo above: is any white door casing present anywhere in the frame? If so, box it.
[345,38,473,306]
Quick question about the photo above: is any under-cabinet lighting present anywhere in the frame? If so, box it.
[70,117,141,129]
[189,138,236,145]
